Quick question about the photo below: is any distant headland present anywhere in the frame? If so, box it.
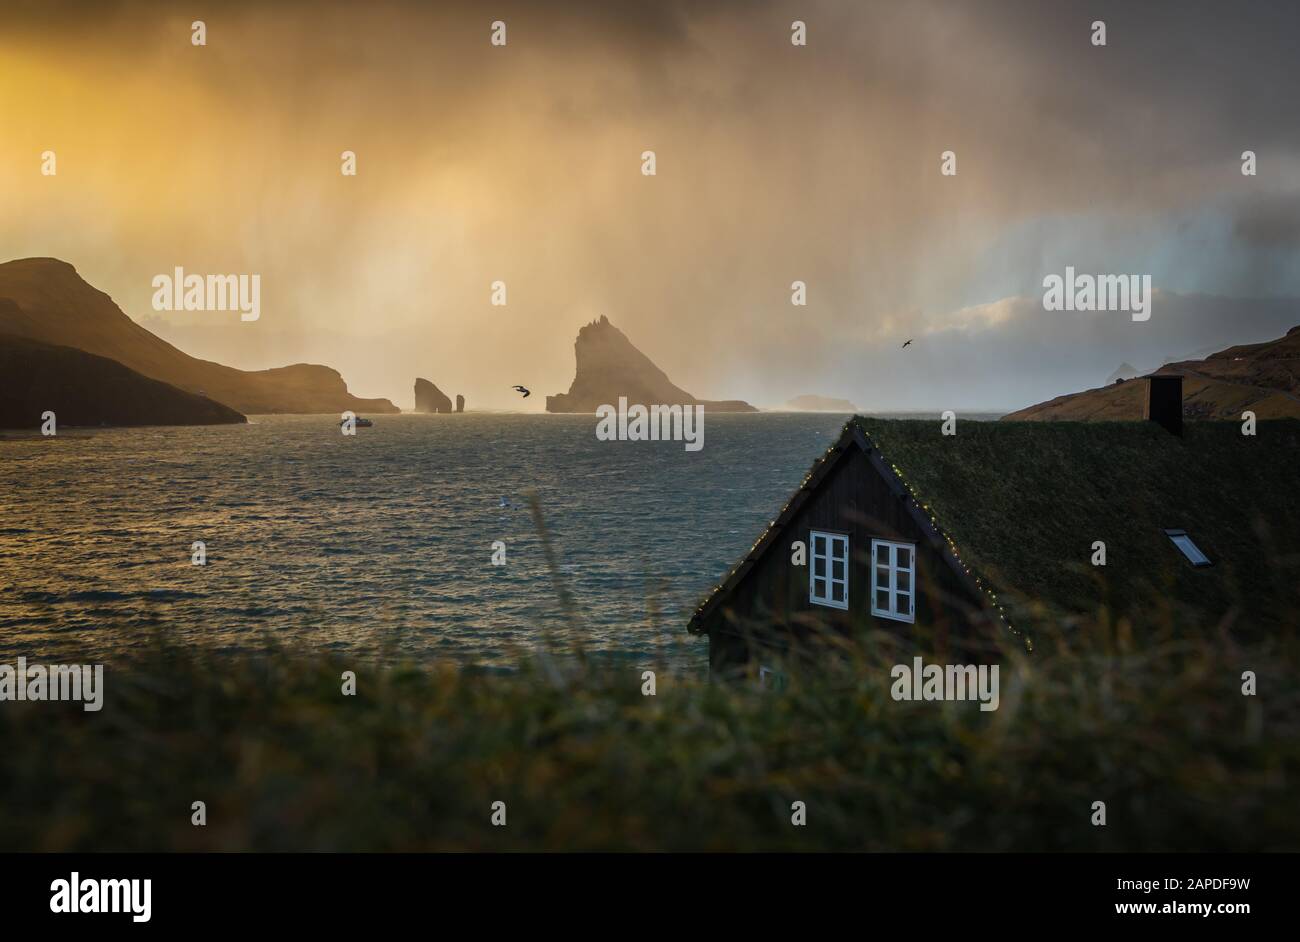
[784,394,859,412]
[0,257,398,426]
[1004,325,1300,421]
[0,329,246,429]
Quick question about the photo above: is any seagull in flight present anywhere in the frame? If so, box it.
[512,385,531,398]
[902,339,913,349]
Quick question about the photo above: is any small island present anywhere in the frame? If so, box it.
[784,394,859,412]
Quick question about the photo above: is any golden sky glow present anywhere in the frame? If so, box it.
[4,1,1299,410]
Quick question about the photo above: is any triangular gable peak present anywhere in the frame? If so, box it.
[687,417,1018,641]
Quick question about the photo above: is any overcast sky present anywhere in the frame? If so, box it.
[3,0,1298,410]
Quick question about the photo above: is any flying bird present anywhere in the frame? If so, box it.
[512,385,531,398]
[902,339,913,348]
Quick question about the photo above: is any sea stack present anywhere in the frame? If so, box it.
[455,394,465,413]
[546,315,756,413]
[414,378,453,413]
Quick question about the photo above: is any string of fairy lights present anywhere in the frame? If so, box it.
[688,433,842,628]
[880,452,1027,651]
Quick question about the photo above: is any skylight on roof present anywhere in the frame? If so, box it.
[1164,529,1212,567]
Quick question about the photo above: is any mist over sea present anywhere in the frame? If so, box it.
[0,412,999,670]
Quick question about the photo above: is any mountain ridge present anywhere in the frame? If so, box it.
[0,330,246,429]
[1004,325,1300,421]
[0,257,398,416]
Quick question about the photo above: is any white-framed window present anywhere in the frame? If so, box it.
[870,539,916,623]
[1164,528,1212,567]
[809,530,849,610]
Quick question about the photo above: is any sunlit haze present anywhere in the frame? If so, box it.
[4,0,1299,410]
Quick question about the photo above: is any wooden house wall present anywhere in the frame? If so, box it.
[704,446,990,672]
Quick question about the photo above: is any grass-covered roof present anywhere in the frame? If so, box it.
[853,417,1300,634]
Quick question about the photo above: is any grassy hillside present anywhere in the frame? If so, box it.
[1005,325,1300,421]
[1006,372,1300,421]
[1,618,1295,852]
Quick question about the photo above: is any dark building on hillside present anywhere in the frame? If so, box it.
[687,418,1006,676]
[689,377,1300,679]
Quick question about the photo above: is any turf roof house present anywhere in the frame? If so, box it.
[688,382,1300,675]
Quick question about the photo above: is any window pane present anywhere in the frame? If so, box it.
[875,542,888,564]
[875,564,889,589]
[832,559,845,580]
[814,557,826,577]
[898,592,912,615]
[1171,534,1209,566]
[897,546,912,570]
[895,568,911,592]
[832,583,845,602]
[813,577,827,599]
[814,535,826,555]
[875,589,889,611]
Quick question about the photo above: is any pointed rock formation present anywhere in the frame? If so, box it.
[455,394,465,413]
[414,378,453,413]
[546,315,756,413]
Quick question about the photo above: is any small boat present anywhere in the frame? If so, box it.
[341,416,374,428]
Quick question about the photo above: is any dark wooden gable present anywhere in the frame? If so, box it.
[688,422,998,644]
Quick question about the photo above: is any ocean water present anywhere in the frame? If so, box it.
[0,412,994,670]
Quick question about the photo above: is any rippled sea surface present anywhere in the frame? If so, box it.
[0,412,877,670]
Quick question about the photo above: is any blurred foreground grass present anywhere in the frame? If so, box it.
[1,619,1295,852]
